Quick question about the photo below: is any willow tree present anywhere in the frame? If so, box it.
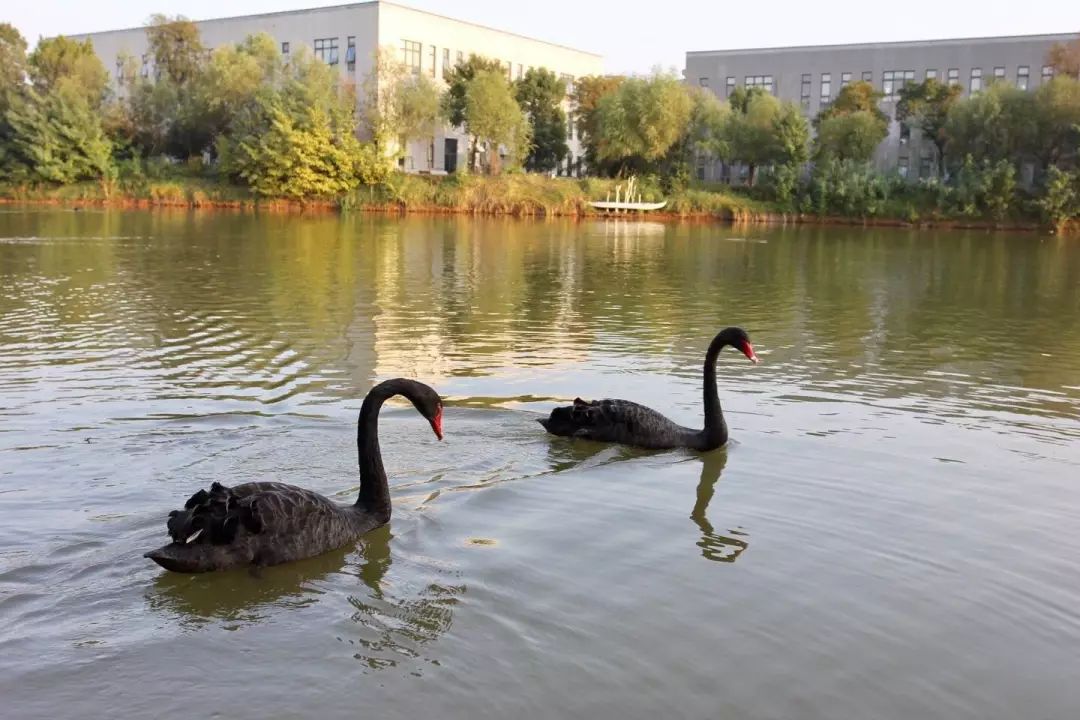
[360,47,442,168]
[462,69,531,174]
[570,74,624,175]
[896,79,962,175]
[591,71,693,176]
[725,87,809,186]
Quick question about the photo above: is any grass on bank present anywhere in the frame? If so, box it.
[1,167,1071,231]
[359,172,776,219]
[0,170,778,219]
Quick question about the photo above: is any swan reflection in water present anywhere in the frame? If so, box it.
[542,430,749,564]
[146,525,465,670]
[691,450,749,563]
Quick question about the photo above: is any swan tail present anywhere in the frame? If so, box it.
[165,481,264,547]
[539,400,604,438]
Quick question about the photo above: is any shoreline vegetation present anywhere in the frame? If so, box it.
[0,174,1060,233]
[1,17,1078,234]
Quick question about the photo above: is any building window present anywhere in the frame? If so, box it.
[346,36,356,72]
[699,77,709,87]
[800,73,811,112]
[745,75,774,94]
[281,41,290,55]
[970,67,982,94]
[560,73,574,96]
[426,138,435,170]
[947,68,960,86]
[568,113,575,140]
[840,71,852,87]
[726,76,735,97]
[993,66,1005,84]
[899,122,911,146]
[314,37,339,65]
[919,148,934,178]
[400,40,421,75]
[456,50,464,66]
[1041,65,1054,82]
[427,46,436,77]
[926,68,937,81]
[862,70,872,82]
[882,70,913,100]
[140,53,150,78]
[820,73,832,104]
[442,48,451,79]
[898,156,909,178]
[516,63,523,80]
[1017,65,1029,90]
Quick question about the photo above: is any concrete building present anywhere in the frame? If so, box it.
[685,33,1079,182]
[70,1,602,175]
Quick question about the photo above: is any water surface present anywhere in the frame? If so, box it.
[1,210,1078,719]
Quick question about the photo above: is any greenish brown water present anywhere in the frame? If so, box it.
[1,209,1078,720]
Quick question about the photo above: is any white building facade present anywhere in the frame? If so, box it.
[70,1,603,175]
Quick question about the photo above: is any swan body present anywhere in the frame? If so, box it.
[538,327,757,451]
[144,378,443,573]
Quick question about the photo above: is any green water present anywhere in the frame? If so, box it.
[1,209,1078,719]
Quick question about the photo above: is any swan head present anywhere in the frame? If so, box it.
[720,327,758,364]
[401,380,444,441]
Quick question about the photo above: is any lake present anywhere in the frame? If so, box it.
[1,208,1078,720]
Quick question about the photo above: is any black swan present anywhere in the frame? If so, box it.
[538,327,758,451]
[144,378,443,574]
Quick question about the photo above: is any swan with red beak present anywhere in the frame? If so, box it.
[539,327,759,451]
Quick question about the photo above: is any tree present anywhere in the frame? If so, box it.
[146,14,205,87]
[591,71,693,175]
[4,83,113,184]
[442,54,506,127]
[726,88,809,186]
[896,78,962,174]
[27,36,109,107]
[3,28,114,184]
[1037,165,1080,230]
[0,23,28,98]
[196,33,281,142]
[944,82,1035,173]
[815,80,888,127]
[361,47,442,166]
[812,81,888,164]
[1047,36,1080,79]
[222,102,359,198]
[570,74,624,175]
[814,112,887,163]
[218,49,361,198]
[514,67,568,173]
[661,87,730,188]
[0,24,29,173]
[108,15,213,160]
[442,54,505,170]
[1031,77,1080,170]
[462,69,531,174]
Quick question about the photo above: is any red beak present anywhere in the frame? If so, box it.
[430,407,444,440]
[740,341,760,364]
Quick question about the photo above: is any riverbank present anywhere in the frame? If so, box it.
[0,174,1069,233]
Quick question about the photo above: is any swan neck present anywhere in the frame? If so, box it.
[356,381,401,515]
[701,333,729,447]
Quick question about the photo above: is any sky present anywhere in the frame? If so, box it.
[6,0,1080,75]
